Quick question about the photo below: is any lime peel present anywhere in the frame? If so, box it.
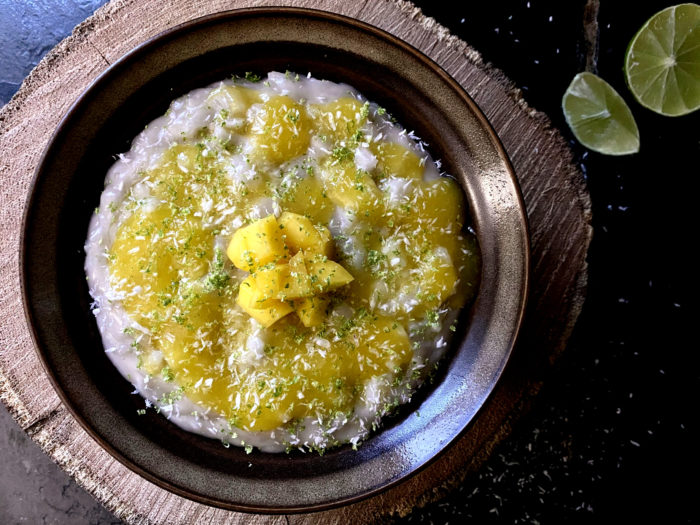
[562,72,640,156]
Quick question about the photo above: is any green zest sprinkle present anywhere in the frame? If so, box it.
[205,248,231,292]
[244,72,261,83]
[161,366,174,382]
[331,146,354,162]
[425,309,440,328]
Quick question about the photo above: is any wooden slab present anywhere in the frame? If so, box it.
[0,0,591,523]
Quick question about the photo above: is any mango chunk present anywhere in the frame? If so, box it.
[371,142,424,179]
[229,216,353,328]
[404,249,457,314]
[283,251,313,299]
[413,178,465,231]
[237,276,293,327]
[420,256,457,305]
[276,173,334,224]
[226,215,288,271]
[321,163,383,217]
[249,95,311,165]
[279,212,333,257]
[309,97,367,143]
[250,261,314,305]
[207,85,260,121]
[356,317,412,373]
[307,259,354,293]
[245,265,289,307]
[295,295,331,327]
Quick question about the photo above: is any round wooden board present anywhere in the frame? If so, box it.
[0,0,591,523]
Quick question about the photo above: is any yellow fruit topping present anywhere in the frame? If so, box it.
[321,161,383,219]
[227,216,354,327]
[103,77,480,441]
[372,142,424,179]
[249,95,311,165]
[207,85,261,130]
[294,295,330,328]
[284,251,313,299]
[237,276,295,328]
[309,97,368,143]
[305,258,355,293]
[279,211,333,257]
[226,214,288,272]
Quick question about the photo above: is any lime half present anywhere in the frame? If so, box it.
[625,3,700,116]
[562,72,640,155]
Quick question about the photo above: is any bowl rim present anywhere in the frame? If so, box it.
[20,6,530,514]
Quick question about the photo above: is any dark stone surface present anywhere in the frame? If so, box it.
[0,0,109,104]
[1,0,697,523]
[0,406,122,524]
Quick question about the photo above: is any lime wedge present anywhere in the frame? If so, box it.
[562,72,640,155]
[624,3,700,116]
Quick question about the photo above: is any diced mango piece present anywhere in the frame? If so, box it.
[309,97,367,143]
[250,261,313,305]
[420,254,457,305]
[249,95,311,165]
[276,173,334,224]
[244,253,315,308]
[404,249,457,315]
[321,163,383,218]
[355,317,412,374]
[245,266,288,307]
[279,212,333,257]
[227,231,250,271]
[307,259,354,293]
[283,252,313,299]
[295,295,331,327]
[237,276,293,328]
[371,142,424,179]
[288,250,307,276]
[207,85,260,119]
[414,178,465,231]
[401,177,465,261]
[226,215,288,271]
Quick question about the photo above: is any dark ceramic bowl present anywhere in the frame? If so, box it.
[21,7,529,513]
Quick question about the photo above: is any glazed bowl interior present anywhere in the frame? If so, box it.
[21,8,529,513]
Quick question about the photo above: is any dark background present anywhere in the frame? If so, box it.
[1,1,697,523]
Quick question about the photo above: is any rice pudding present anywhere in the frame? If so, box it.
[85,71,480,453]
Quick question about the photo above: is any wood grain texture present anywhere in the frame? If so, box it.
[0,0,591,523]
